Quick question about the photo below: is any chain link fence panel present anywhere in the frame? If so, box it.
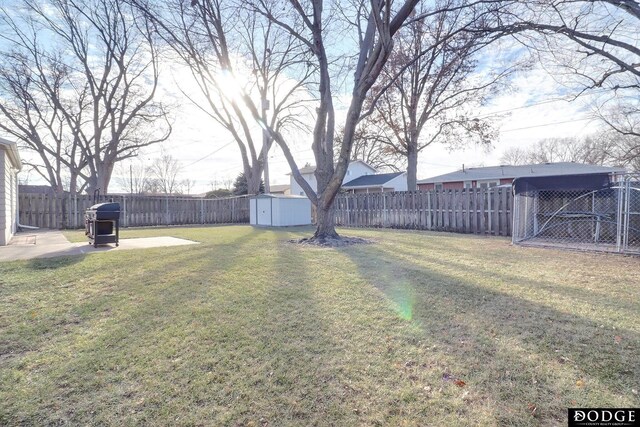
[513,173,640,254]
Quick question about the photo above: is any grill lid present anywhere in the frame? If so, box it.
[87,202,120,212]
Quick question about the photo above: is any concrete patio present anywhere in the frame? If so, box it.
[0,229,198,262]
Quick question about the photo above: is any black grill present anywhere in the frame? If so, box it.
[85,202,120,247]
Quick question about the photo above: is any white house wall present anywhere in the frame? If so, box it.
[0,149,16,246]
[343,161,376,183]
[290,173,316,196]
[289,161,377,197]
[387,173,408,192]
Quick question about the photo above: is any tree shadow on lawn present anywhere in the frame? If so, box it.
[386,242,639,326]
[337,243,640,425]
[0,228,271,425]
[27,253,88,270]
[196,236,349,425]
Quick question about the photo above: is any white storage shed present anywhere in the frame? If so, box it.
[0,138,22,246]
[250,194,312,227]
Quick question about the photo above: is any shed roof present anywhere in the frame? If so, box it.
[342,172,404,188]
[252,194,309,199]
[418,162,625,184]
[0,137,22,171]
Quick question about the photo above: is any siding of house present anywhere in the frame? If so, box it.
[418,182,435,191]
[343,161,376,182]
[290,172,316,196]
[290,161,378,196]
[0,146,18,246]
[1,149,18,246]
[419,178,514,191]
[386,172,408,191]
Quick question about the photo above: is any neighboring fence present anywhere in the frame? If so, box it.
[18,193,250,229]
[334,188,513,236]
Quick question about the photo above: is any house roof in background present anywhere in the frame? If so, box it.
[342,172,404,188]
[269,184,290,193]
[418,162,626,184]
[0,137,22,170]
[288,160,377,175]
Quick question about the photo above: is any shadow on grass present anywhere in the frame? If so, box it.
[27,254,87,270]
[0,228,269,425]
[337,242,639,424]
[387,242,640,320]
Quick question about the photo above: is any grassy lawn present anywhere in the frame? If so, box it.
[1,226,638,426]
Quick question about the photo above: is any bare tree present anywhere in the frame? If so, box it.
[115,161,150,195]
[499,134,637,168]
[592,129,640,172]
[132,0,424,240]
[334,122,405,172]
[147,151,183,195]
[0,0,171,194]
[499,146,530,165]
[485,0,639,137]
[181,179,197,195]
[0,50,87,193]
[239,0,426,240]
[129,0,313,195]
[366,0,517,190]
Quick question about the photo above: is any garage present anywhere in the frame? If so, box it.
[250,194,311,227]
[0,138,22,246]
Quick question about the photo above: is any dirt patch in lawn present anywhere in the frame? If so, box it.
[290,236,373,247]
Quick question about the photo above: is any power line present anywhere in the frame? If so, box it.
[501,117,593,133]
[183,139,237,168]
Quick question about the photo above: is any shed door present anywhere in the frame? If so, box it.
[256,198,271,226]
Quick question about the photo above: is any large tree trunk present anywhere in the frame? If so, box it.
[313,201,338,240]
[407,146,418,191]
[86,163,113,195]
[246,167,263,195]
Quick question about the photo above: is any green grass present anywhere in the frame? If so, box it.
[1,226,638,426]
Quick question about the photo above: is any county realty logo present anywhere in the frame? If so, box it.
[568,408,639,426]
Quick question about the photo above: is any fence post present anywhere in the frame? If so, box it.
[487,189,492,235]
[73,194,78,229]
[123,196,127,228]
[616,184,624,252]
[165,196,170,225]
[345,196,350,226]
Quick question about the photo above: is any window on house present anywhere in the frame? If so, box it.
[435,183,443,191]
[478,180,499,189]
[299,192,304,196]
[463,181,472,189]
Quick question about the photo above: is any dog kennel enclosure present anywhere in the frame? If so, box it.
[512,173,640,254]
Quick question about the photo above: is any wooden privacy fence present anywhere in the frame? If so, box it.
[18,193,250,229]
[333,188,513,236]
